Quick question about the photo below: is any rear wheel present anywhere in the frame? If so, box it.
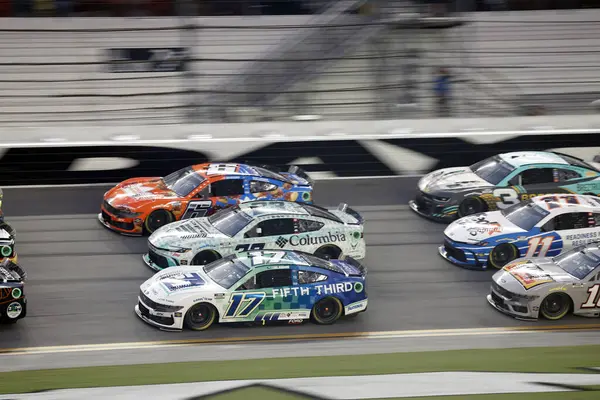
[184,303,217,331]
[144,210,173,234]
[311,297,343,325]
[458,197,487,217]
[540,293,571,320]
[191,250,221,265]
[314,245,342,260]
[488,243,519,269]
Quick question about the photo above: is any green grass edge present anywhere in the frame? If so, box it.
[1,345,600,394]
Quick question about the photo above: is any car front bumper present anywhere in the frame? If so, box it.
[486,290,538,321]
[98,208,143,236]
[408,194,458,223]
[134,297,184,331]
[438,238,492,270]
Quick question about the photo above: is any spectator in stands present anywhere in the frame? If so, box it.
[433,67,452,117]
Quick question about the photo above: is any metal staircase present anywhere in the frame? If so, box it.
[204,0,418,121]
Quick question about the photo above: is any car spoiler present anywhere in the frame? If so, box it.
[337,203,364,225]
[287,165,314,186]
[340,255,367,277]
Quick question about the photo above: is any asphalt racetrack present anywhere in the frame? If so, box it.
[1,177,599,350]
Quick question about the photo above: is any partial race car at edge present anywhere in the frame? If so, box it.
[410,151,600,224]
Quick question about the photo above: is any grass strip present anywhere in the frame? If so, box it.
[386,388,600,400]
[0,345,599,394]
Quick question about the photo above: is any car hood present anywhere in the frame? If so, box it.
[444,211,525,243]
[493,258,576,292]
[105,177,179,210]
[418,167,492,193]
[149,217,227,248]
[140,265,223,301]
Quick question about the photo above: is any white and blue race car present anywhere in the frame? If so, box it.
[440,194,600,270]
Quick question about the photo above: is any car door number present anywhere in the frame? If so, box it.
[493,188,519,208]
[235,243,265,252]
[182,200,212,219]
[582,284,600,309]
[524,236,554,258]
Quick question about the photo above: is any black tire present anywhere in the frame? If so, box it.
[311,297,343,325]
[191,250,221,266]
[184,303,217,331]
[540,293,571,320]
[144,210,173,234]
[488,243,519,269]
[314,245,342,260]
[458,197,487,217]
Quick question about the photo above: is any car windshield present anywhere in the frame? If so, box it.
[470,156,516,185]
[203,256,251,289]
[208,207,253,237]
[553,248,600,279]
[500,201,550,231]
[163,167,206,197]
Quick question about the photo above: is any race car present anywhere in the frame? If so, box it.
[0,188,16,239]
[143,200,365,270]
[135,249,368,331]
[0,259,27,323]
[488,243,600,321]
[409,151,600,223]
[99,163,313,236]
[440,194,600,270]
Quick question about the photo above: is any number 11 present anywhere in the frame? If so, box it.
[525,236,554,258]
[582,284,600,309]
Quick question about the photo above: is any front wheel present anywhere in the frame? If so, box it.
[488,243,519,269]
[458,197,487,217]
[184,303,217,331]
[540,293,571,320]
[144,209,173,234]
[311,297,343,325]
[191,250,221,266]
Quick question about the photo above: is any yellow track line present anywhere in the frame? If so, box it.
[1,323,599,356]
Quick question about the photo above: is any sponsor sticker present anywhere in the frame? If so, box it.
[6,302,22,319]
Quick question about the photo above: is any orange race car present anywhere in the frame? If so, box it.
[98,163,314,235]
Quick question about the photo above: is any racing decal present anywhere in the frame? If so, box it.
[524,236,555,257]
[181,200,212,219]
[276,232,346,248]
[493,188,520,208]
[224,292,266,318]
[503,262,555,290]
[564,231,600,247]
[272,282,357,297]
[235,243,265,252]
[160,272,206,292]
[581,284,600,309]
[206,164,239,175]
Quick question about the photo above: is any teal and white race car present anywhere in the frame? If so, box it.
[135,249,368,331]
[143,200,365,270]
[410,151,600,223]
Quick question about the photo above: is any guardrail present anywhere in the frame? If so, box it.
[0,116,598,185]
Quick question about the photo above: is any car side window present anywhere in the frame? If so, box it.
[250,180,278,193]
[544,212,591,231]
[237,274,257,291]
[255,269,292,288]
[556,169,581,182]
[297,270,328,284]
[210,179,245,196]
[297,219,324,233]
[244,218,296,238]
[518,168,555,185]
[194,185,210,199]
[589,213,600,226]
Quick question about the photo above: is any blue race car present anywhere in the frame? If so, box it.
[440,194,600,270]
[136,249,368,331]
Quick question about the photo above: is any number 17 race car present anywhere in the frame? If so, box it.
[441,194,600,270]
[136,249,368,331]
[99,163,313,236]
[410,151,600,223]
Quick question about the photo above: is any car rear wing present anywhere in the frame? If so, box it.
[287,165,314,186]
[337,203,364,225]
[340,255,367,277]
